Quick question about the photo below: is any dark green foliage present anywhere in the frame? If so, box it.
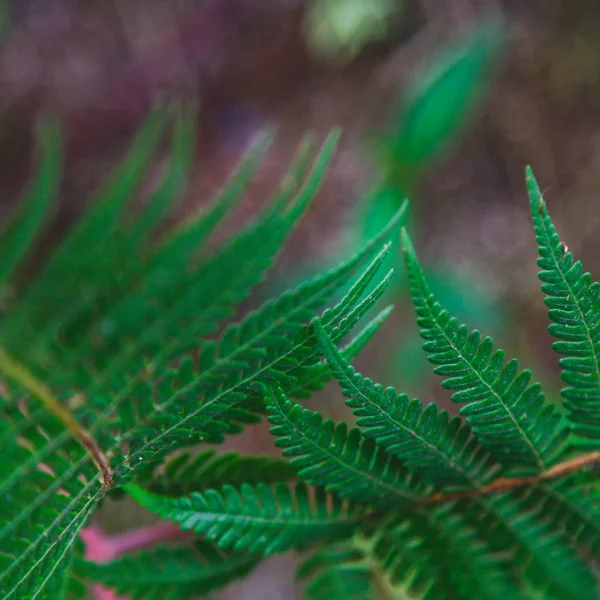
[316,319,499,488]
[297,538,375,600]
[126,481,360,555]
[266,384,422,506]
[76,542,258,600]
[401,229,568,474]
[0,108,405,599]
[149,450,298,497]
[0,104,599,600]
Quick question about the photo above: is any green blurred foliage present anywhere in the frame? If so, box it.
[271,16,510,397]
[378,17,506,196]
[304,0,401,65]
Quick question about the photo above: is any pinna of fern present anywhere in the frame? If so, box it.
[120,167,600,600]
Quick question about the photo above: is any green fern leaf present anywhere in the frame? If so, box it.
[0,382,101,600]
[2,104,168,351]
[0,116,61,293]
[455,492,597,600]
[265,384,422,506]
[531,470,600,556]
[149,450,297,497]
[315,320,498,487]
[125,482,359,556]
[401,228,567,473]
[282,305,394,400]
[74,130,341,394]
[98,236,400,475]
[0,113,402,598]
[527,167,600,447]
[77,541,258,600]
[297,538,374,600]
[373,506,527,600]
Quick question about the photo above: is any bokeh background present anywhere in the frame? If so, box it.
[3,1,600,597]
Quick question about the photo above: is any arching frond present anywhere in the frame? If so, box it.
[527,167,600,448]
[0,115,400,598]
[265,385,422,506]
[401,228,567,474]
[125,482,359,556]
[315,320,498,488]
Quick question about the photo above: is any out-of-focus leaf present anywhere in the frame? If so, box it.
[381,18,506,190]
[305,0,400,64]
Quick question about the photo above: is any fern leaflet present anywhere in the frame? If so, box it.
[315,320,498,487]
[125,482,360,555]
[401,228,567,473]
[265,384,422,506]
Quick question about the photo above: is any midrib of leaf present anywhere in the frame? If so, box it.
[0,456,97,552]
[171,506,358,529]
[271,393,419,504]
[419,285,545,471]
[26,495,96,600]
[538,209,600,399]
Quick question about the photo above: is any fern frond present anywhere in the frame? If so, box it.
[75,130,340,394]
[315,321,498,488]
[373,507,527,600]
[149,450,297,497]
[0,116,61,293]
[283,305,394,400]
[265,384,422,506]
[297,538,375,600]
[125,482,359,556]
[527,167,600,447]
[531,470,600,556]
[2,104,168,351]
[401,228,567,473]
[101,237,400,474]
[0,383,101,600]
[455,492,597,600]
[77,541,258,600]
[0,116,403,598]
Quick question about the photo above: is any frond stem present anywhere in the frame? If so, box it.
[0,347,113,489]
[422,450,600,506]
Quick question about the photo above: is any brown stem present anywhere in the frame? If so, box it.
[0,347,113,489]
[422,450,600,506]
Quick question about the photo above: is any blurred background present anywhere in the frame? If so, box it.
[2,0,600,597]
